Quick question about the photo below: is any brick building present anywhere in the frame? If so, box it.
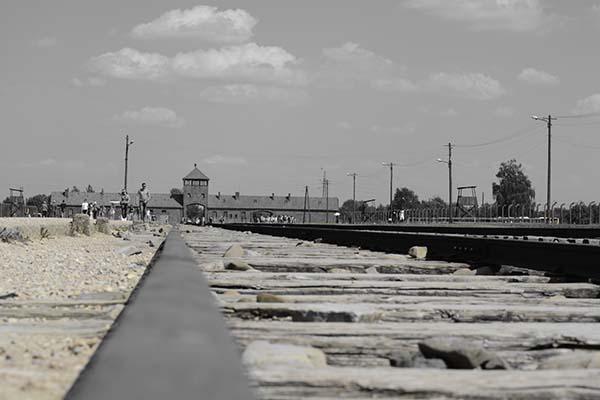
[50,165,338,224]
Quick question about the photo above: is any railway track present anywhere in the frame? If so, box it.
[66,226,600,399]
[218,223,600,281]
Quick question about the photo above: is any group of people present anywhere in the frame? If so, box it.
[255,215,296,224]
[80,182,152,222]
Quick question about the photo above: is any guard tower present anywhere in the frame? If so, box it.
[456,185,478,218]
[182,164,209,222]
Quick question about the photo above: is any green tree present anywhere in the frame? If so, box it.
[170,188,183,196]
[27,194,48,211]
[71,186,80,193]
[392,187,420,210]
[86,184,95,193]
[421,196,447,209]
[492,159,535,207]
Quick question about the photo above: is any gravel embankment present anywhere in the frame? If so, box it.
[0,219,168,400]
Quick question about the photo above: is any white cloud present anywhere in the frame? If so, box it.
[88,44,306,85]
[441,108,459,117]
[319,42,416,92]
[88,48,171,81]
[574,94,600,114]
[172,43,306,85]
[336,121,353,131]
[493,106,516,117]
[518,68,559,85]
[426,72,505,100]
[199,84,308,106]
[371,77,418,92]
[203,154,247,165]
[131,5,257,43]
[370,123,416,135]
[403,0,549,32]
[323,42,394,72]
[71,77,106,87]
[32,36,58,47]
[113,107,185,128]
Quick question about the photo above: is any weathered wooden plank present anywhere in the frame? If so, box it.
[216,293,600,307]
[222,301,600,323]
[251,366,600,400]
[209,278,600,298]
[207,271,552,283]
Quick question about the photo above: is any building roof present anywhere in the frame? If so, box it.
[207,194,338,211]
[50,191,183,209]
[183,165,209,181]
[49,191,339,212]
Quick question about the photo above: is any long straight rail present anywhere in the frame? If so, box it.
[240,223,600,239]
[66,230,253,400]
[219,224,600,281]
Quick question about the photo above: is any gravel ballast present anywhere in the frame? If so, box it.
[0,219,167,399]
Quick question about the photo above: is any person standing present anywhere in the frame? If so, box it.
[81,199,89,215]
[137,182,151,222]
[120,189,130,220]
[60,199,67,218]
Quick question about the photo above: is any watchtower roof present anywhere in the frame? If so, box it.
[183,164,209,181]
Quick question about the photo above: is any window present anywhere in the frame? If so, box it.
[200,180,208,186]
[201,193,205,199]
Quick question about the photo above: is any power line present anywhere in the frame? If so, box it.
[454,125,542,149]
[555,112,600,119]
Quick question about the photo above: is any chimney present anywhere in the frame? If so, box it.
[234,191,240,199]
[216,192,220,199]
[270,193,275,200]
[286,193,291,201]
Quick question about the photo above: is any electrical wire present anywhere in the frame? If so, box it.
[553,137,600,150]
[555,112,600,119]
[453,125,543,149]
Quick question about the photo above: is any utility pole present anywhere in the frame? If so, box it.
[448,142,453,224]
[124,135,134,191]
[303,186,309,223]
[382,162,396,221]
[437,142,454,223]
[532,115,557,224]
[347,173,358,224]
[321,170,329,223]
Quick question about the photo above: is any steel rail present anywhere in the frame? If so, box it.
[224,223,600,239]
[66,230,254,400]
[219,224,600,281]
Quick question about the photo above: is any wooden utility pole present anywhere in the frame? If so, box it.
[382,162,396,221]
[303,186,309,223]
[347,173,358,224]
[322,170,329,223]
[532,115,557,224]
[124,135,134,191]
[448,142,453,224]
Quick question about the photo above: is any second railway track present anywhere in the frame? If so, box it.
[218,223,600,281]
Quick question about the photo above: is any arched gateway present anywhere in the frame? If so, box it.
[183,164,209,221]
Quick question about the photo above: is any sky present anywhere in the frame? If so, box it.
[2,0,600,206]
